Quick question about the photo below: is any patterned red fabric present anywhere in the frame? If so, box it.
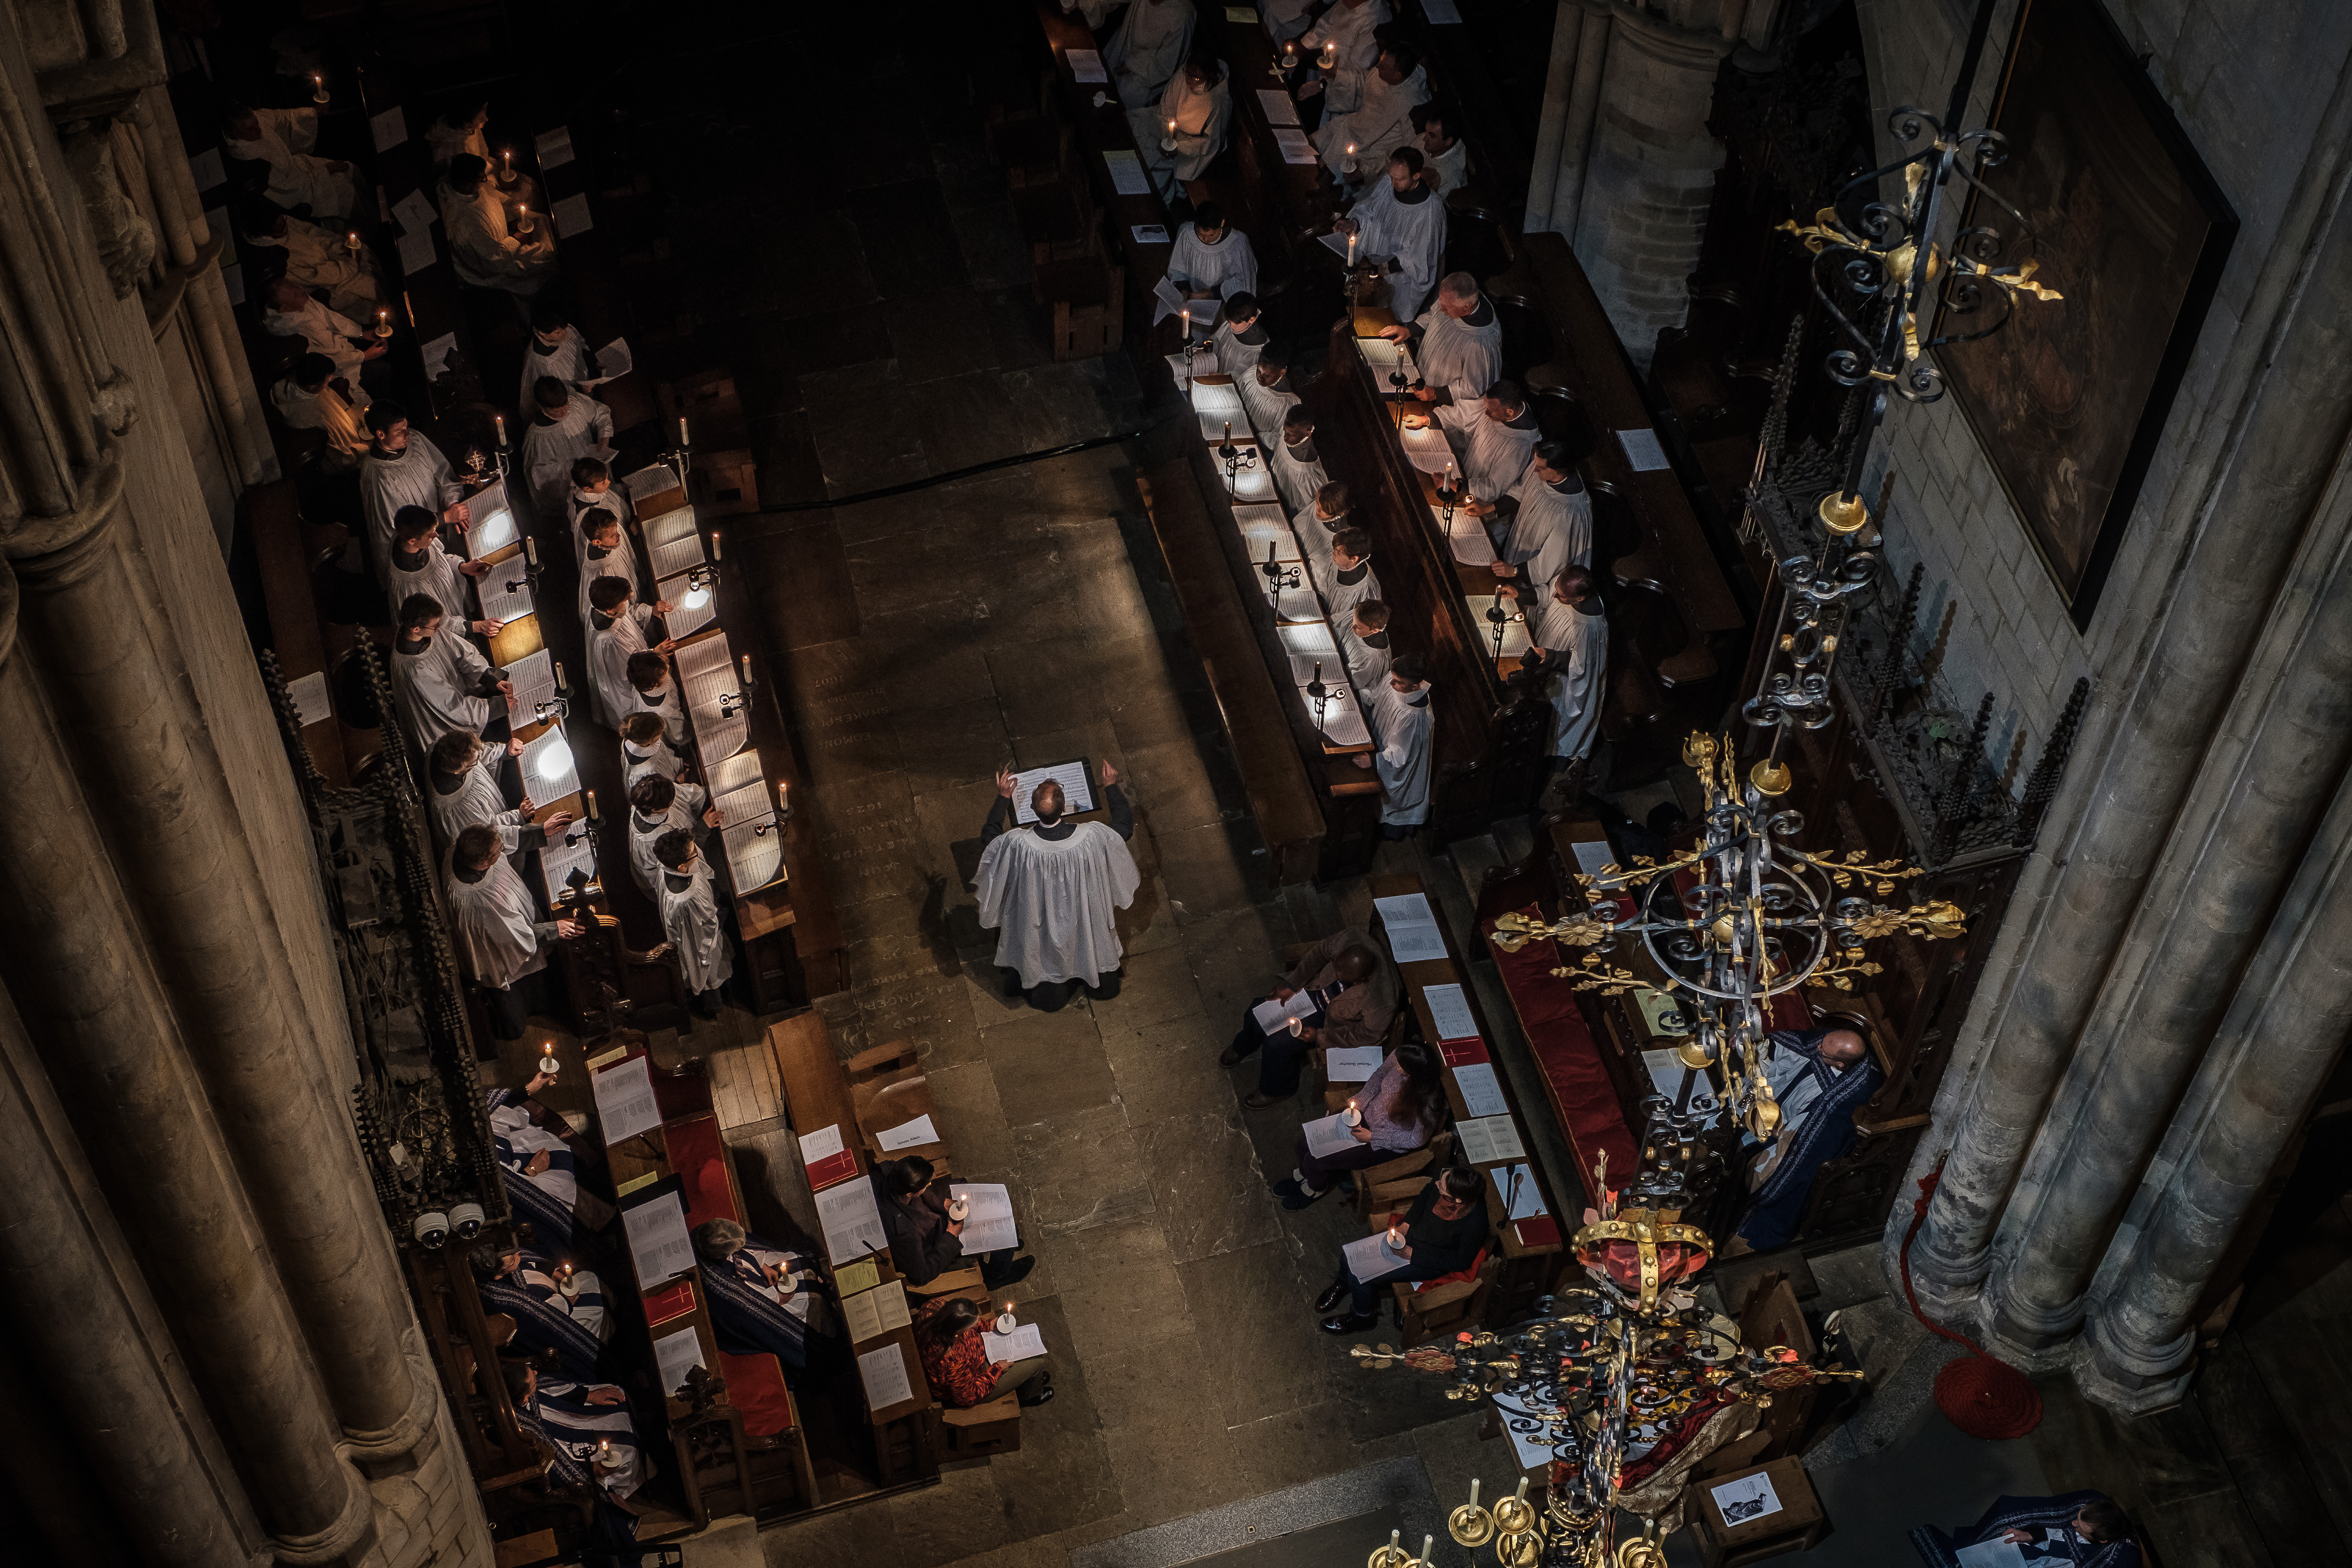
[1485,906,1639,1185]
[661,1115,795,1436]
[914,1298,999,1408]
[1619,1388,1740,1487]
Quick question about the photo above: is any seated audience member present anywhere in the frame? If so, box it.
[627,650,689,748]
[262,275,384,382]
[221,101,363,221]
[270,352,371,472]
[691,1219,848,1392]
[1220,928,1399,1108]
[499,1362,651,1511]
[626,775,717,902]
[1734,1027,1883,1253]
[651,830,733,1020]
[426,99,491,174]
[390,593,511,752]
[915,1294,1054,1408]
[425,728,531,853]
[486,1071,589,1249]
[1315,1163,1488,1333]
[244,204,383,316]
[1237,339,1300,438]
[1412,102,1467,193]
[1166,201,1258,304]
[1269,407,1330,514]
[1137,51,1232,204]
[388,505,495,634]
[449,824,582,1042]
[870,1156,1035,1290]
[521,375,616,521]
[520,299,602,409]
[440,153,554,295]
[1911,1493,2141,1568]
[472,1237,608,1379]
[1274,1040,1443,1210]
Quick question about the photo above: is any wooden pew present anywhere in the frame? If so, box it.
[355,65,487,422]
[1034,0,1177,350]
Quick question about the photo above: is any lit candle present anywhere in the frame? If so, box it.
[1345,141,1358,172]
[1223,420,1232,444]
[711,529,723,560]
[311,72,328,104]
[375,307,392,338]
[503,148,513,176]
[996,1300,1018,1333]
[345,229,360,253]
[1345,1097,1362,1126]
[1180,306,1190,341]
[515,203,531,233]
[494,413,507,448]
[1346,231,1357,267]
[586,788,599,822]
[1321,41,1336,67]
[1283,41,1296,66]
[739,653,755,689]
[777,779,790,814]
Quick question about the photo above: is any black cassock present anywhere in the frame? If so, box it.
[701,1237,849,1391]
[1910,1492,2141,1568]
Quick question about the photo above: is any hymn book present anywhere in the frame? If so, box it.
[946,1184,1019,1253]
[1455,1115,1526,1165]
[980,1322,1047,1362]
[1324,1046,1383,1082]
[620,1181,695,1287]
[1010,759,1097,825]
[642,505,705,580]
[591,1053,662,1146]
[463,481,517,558]
[1302,1111,1358,1158]
[815,1178,888,1264]
[476,566,534,628]
[518,724,581,803]
[656,571,717,640]
[1372,893,1447,962]
[1299,677,1369,750]
[677,634,747,763]
[538,830,596,912]
[840,1279,912,1344]
[856,1343,915,1413]
[506,648,557,717]
[653,1325,705,1395]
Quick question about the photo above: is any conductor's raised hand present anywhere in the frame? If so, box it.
[994,767,1017,798]
[1100,761,1120,788]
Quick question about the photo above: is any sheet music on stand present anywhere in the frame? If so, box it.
[518,724,581,803]
[506,648,556,717]
[463,482,517,559]
[538,828,598,910]
[1280,621,1340,660]
[1223,451,1277,503]
[656,571,717,640]
[1353,335,1419,385]
[1255,87,1300,126]
[1191,375,1247,438]
[622,463,680,507]
[1441,508,1498,566]
[711,779,773,831]
[707,748,765,797]
[477,567,534,627]
[1475,602,1532,659]
[1273,583,1326,624]
[586,337,633,386]
[1011,759,1096,825]
[1235,503,1300,554]
[677,635,747,763]
[721,816,785,896]
[1299,678,1369,748]
[1398,421,1456,475]
[643,506,705,580]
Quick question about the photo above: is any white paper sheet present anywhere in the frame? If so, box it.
[464,483,517,558]
[1251,989,1319,1032]
[1302,1111,1358,1158]
[1300,679,1369,748]
[477,567,534,627]
[1397,420,1457,475]
[624,463,682,505]
[591,1055,663,1145]
[1443,512,1499,567]
[1423,981,1478,1041]
[539,829,597,905]
[1256,87,1301,126]
[189,146,225,192]
[841,1278,912,1343]
[797,1123,846,1166]
[421,331,458,380]
[1133,224,1171,244]
[1708,1471,1784,1527]
[1476,597,1531,658]
[1373,892,1447,962]
[1011,759,1096,824]
[1325,1045,1383,1082]
[621,1190,695,1286]
[1342,1230,1407,1280]
[1568,838,1616,876]
[653,1324,706,1394]
[1422,0,1463,21]
[288,670,332,727]
[552,192,593,238]
[1617,427,1672,472]
[1151,273,1186,325]
[1354,334,1419,385]
[1103,149,1151,195]
[506,648,556,720]
[392,188,438,236]
[856,1342,914,1410]
[655,571,717,641]
[519,724,581,802]
[1456,1114,1526,1165]
[588,337,634,384]
[981,1322,1048,1362]
[722,816,785,896]
[707,749,765,798]
[395,228,436,275]
[643,505,705,580]
[1494,1163,1547,1221]
[948,1183,1018,1253]
[876,1115,940,1151]
[534,126,575,172]
[1274,127,1317,164]
[1067,48,1108,83]
[369,106,407,151]
[1452,1061,1509,1118]
[1953,1542,2028,1568]
[711,780,774,836]
[816,1178,889,1263]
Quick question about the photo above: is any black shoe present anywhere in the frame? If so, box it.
[1314,1280,1349,1314]
[1281,1183,1328,1212]
[1017,1378,1055,1408]
[981,1256,1036,1290]
[1272,1176,1302,1199]
[1320,1311,1379,1335]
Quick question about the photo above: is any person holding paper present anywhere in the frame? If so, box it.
[440,153,554,296]
[1238,339,1301,441]
[358,401,470,584]
[1411,379,1538,506]
[1221,928,1397,1107]
[519,301,603,408]
[627,775,718,902]
[1310,43,1428,181]
[974,763,1140,1011]
[391,593,514,752]
[498,1363,651,1509]
[1133,51,1231,204]
[1315,1165,1487,1333]
[871,1156,1035,1289]
[522,377,617,522]
[1910,1493,2142,1568]
[1336,147,1445,318]
[472,1240,608,1377]
[650,831,735,1020]
[1275,1040,1444,1208]
[1379,272,1502,414]
[1269,408,1331,514]
[1339,600,1395,704]
[261,275,385,384]
[426,99,491,174]
[449,825,584,1040]
[588,577,674,728]
[1517,566,1611,786]
[1733,1028,1883,1254]
[426,729,542,855]
[1359,654,1434,836]
[1103,0,1195,111]
[1484,441,1593,597]
[1295,0,1390,120]
[270,353,373,473]
[1167,202,1258,304]
[915,1296,1054,1409]
[221,102,365,222]
[485,1075,589,1252]
[244,205,384,317]
[1212,292,1270,382]
[691,1219,847,1392]
[389,506,497,636]
[626,652,690,749]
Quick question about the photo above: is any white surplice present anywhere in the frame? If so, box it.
[974,823,1140,988]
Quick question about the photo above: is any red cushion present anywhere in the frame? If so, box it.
[664,1115,742,1227]
[718,1352,796,1436]
[1485,905,1639,1187]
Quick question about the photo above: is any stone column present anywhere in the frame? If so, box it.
[1569,2,1734,370]
[1546,2,1614,242]
[1524,2,1584,233]
[2077,761,2352,1413]
[1905,62,2352,1317]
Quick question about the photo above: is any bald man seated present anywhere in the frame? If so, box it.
[1221,927,1402,1108]
[1735,1027,1883,1252]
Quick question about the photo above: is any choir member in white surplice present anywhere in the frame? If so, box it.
[1313,525,1384,627]
[425,100,490,175]
[1312,46,1428,179]
[620,713,685,789]
[1060,0,1120,24]
[1339,147,1445,319]
[520,299,602,410]
[1135,54,1232,204]
[1519,566,1610,768]
[1166,203,1258,305]
[1478,441,1593,600]
[1292,479,1350,564]
[440,154,555,295]
[388,506,497,634]
[1269,407,1330,514]
[498,1363,652,1507]
[473,1237,608,1379]
[1296,0,1390,118]
[1379,272,1503,417]
[575,508,641,630]
[586,576,673,728]
[653,831,736,1020]
[261,275,382,382]
[1237,339,1300,439]
[271,353,371,473]
[244,206,383,317]
[692,1219,849,1392]
[627,652,690,748]
[975,764,1140,1012]
[390,594,512,752]
[627,776,715,904]
[1105,0,1196,109]
[427,730,534,855]
[359,401,470,584]
[1338,599,1395,706]
[1212,292,1269,383]
[447,825,583,1041]
[1413,103,1469,194]
[1359,653,1433,835]
[1263,0,1313,43]
[221,102,364,221]
[522,377,616,525]
[1420,378,1539,506]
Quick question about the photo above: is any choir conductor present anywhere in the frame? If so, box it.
[974,764,1142,1013]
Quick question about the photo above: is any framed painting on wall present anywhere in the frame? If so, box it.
[1935,0,2236,628]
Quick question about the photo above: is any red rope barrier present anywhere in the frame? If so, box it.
[1897,1167,2043,1439]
